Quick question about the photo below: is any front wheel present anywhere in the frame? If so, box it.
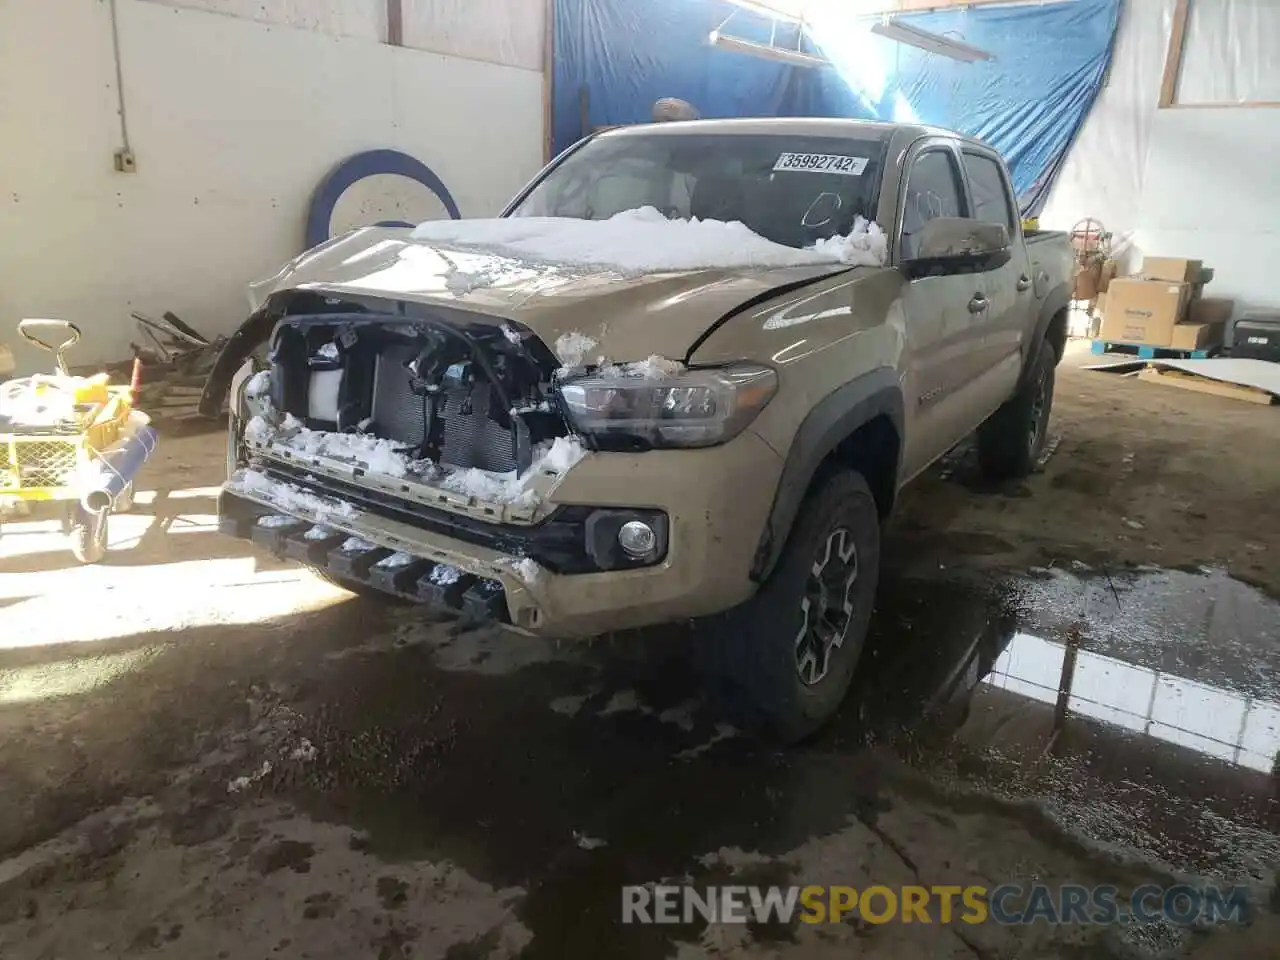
[976,338,1056,481]
[695,469,881,743]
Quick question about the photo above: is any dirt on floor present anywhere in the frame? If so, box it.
[0,340,1276,959]
[896,341,1280,593]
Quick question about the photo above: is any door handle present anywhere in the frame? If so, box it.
[1016,275,1032,292]
[968,295,988,314]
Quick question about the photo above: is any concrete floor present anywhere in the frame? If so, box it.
[1,341,1278,959]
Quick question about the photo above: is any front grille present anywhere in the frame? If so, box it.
[370,345,517,473]
[12,439,79,487]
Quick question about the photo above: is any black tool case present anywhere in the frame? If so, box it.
[1231,312,1280,362]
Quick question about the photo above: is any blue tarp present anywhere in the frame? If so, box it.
[552,0,1121,214]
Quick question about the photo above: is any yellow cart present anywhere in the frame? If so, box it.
[0,320,158,563]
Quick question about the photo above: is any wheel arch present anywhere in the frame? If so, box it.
[750,369,903,583]
[1025,281,1071,388]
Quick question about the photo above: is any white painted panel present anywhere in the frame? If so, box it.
[0,0,542,366]
[1039,0,1174,255]
[403,0,544,72]
[1135,107,1280,316]
[1180,0,1280,105]
[140,0,386,42]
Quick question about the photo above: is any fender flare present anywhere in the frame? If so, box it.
[1023,281,1072,384]
[197,307,277,418]
[751,368,904,582]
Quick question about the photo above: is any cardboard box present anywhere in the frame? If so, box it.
[1141,256,1204,284]
[1099,278,1192,345]
[1188,297,1234,326]
[1074,261,1102,300]
[1099,260,1118,293]
[1168,321,1224,351]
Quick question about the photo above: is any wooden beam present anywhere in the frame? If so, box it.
[1158,0,1189,108]
[386,0,403,47]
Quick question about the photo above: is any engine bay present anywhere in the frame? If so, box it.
[263,313,567,476]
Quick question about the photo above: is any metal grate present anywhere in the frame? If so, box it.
[369,346,516,473]
[371,345,427,445]
[13,439,79,487]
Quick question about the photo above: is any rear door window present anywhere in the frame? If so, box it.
[962,152,1016,234]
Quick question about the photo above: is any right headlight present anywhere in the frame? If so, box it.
[557,362,777,448]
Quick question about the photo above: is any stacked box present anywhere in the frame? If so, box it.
[1099,255,1232,350]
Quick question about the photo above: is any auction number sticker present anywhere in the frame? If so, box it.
[773,152,868,176]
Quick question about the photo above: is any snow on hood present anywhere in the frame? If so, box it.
[410,207,887,275]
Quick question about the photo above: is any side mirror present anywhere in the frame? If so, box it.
[903,218,1012,279]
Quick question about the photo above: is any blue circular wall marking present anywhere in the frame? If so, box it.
[305,149,461,250]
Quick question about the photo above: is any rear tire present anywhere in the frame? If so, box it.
[695,469,881,744]
[976,338,1055,481]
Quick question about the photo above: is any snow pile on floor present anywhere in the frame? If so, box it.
[411,206,888,274]
[232,469,358,521]
[440,436,588,506]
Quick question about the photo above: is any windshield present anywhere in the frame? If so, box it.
[510,132,885,250]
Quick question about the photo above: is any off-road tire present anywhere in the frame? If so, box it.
[695,469,881,743]
[70,506,109,564]
[976,337,1055,481]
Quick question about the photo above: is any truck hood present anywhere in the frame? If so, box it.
[257,227,854,363]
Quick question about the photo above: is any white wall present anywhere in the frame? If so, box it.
[0,0,545,367]
[1043,0,1280,323]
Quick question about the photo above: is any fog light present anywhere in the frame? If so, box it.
[617,520,657,558]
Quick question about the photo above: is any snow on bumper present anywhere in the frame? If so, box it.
[219,428,785,638]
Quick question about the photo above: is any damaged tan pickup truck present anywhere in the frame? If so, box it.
[206,118,1073,741]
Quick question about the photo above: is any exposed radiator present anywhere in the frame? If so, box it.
[369,345,517,473]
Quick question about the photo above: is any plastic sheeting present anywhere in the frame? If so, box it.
[552,0,812,158]
[552,0,1121,215]
[1039,0,1175,248]
[1180,0,1280,104]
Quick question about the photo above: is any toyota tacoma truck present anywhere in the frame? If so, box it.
[206,118,1072,741]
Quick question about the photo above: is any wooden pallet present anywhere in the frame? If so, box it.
[1090,339,1219,360]
[1137,366,1276,405]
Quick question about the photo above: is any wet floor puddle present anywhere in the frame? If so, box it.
[257,562,1279,958]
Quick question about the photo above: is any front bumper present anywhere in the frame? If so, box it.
[219,430,783,638]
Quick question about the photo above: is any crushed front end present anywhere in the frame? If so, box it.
[217,302,675,633]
